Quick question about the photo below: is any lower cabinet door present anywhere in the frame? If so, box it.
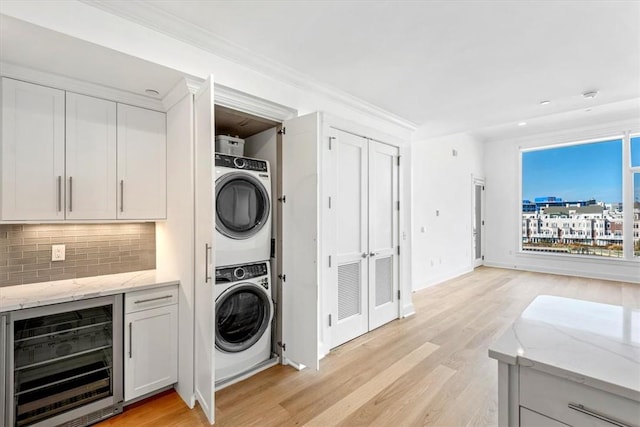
[124,304,178,401]
[521,407,569,427]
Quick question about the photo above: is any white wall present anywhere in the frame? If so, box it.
[411,132,484,290]
[483,120,640,283]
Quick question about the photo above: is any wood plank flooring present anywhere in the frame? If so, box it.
[96,267,640,426]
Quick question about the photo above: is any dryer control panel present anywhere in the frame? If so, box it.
[215,154,268,172]
[215,262,268,284]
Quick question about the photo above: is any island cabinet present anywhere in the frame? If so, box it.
[0,77,166,221]
[489,295,640,427]
[124,285,178,402]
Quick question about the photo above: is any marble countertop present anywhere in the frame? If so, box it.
[0,270,179,312]
[489,295,640,401]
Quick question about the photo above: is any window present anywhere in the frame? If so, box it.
[522,137,629,258]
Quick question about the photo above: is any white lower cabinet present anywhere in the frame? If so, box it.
[124,285,178,402]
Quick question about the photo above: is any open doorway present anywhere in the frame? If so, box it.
[472,177,485,268]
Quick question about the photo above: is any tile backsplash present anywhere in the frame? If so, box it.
[0,223,156,287]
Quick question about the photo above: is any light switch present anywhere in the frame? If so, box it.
[52,244,66,261]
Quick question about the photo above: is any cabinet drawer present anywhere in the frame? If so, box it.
[125,285,178,313]
[520,367,640,427]
[521,407,568,426]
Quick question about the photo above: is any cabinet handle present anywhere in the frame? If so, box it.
[120,180,124,213]
[57,176,62,212]
[128,322,132,359]
[568,403,629,427]
[369,252,378,257]
[68,176,73,212]
[361,252,368,258]
[205,243,212,283]
[134,295,172,304]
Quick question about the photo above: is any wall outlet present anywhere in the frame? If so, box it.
[52,244,66,261]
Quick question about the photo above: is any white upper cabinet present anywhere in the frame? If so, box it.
[117,104,167,220]
[0,77,167,222]
[66,92,117,220]
[1,78,65,221]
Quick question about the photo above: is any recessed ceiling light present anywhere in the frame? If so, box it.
[540,100,551,106]
[145,89,160,96]
[518,122,527,126]
[582,90,598,99]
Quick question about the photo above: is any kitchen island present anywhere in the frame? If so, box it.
[489,295,640,427]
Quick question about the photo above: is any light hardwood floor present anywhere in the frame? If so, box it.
[97,267,640,426]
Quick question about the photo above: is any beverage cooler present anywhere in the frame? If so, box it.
[5,295,123,427]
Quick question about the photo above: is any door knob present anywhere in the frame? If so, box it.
[362,252,368,258]
[369,252,379,257]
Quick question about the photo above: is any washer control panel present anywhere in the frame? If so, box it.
[215,153,268,172]
[215,262,268,283]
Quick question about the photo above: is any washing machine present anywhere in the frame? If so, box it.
[215,153,272,267]
[214,261,275,388]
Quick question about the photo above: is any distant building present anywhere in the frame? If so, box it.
[522,196,597,213]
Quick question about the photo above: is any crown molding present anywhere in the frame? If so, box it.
[214,83,297,123]
[81,0,418,133]
[0,61,166,111]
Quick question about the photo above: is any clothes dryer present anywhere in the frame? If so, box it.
[215,154,272,266]
[214,261,274,388]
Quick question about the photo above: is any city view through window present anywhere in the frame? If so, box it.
[522,137,640,258]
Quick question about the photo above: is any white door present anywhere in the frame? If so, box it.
[330,132,400,349]
[66,92,117,220]
[117,104,167,220]
[1,78,65,221]
[331,130,369,347]
[193,76,215,424]
[472,179,485,268]
[368,140,399,330]
[281,112,319,370]
[124,304,178,401]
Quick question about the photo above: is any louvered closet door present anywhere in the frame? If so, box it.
[368,141,399,330]
[332,130,369,348]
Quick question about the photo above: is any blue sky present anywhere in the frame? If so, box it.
[522,139,623,203]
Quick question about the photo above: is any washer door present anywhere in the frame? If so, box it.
[216,172,270,240]
[215,284,272,353]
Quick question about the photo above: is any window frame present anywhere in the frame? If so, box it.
[519,132,640,261]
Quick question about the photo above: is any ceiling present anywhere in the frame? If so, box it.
[2,1,639,141]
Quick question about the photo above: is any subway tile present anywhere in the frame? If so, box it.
[9,270,38,280]
[23,237,52,245]
[23,263,52,272]
[99,257,121,264]
[10,257,36,266]
[41,268,63,277]
[0,265,22,274]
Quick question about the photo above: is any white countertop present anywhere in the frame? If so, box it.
[0,270,179,312]
[489,295,640,401]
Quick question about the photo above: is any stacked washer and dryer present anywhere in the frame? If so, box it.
[213,141,277,390]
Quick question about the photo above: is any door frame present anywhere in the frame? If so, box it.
[472,175,486,268]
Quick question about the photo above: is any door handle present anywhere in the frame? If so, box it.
[205,243,212,283]
[369,252,378,257]
[361,252,368,258]
[120,180,124,212]
[68,176,73,212]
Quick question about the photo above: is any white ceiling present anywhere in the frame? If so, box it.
[2,1,639,140]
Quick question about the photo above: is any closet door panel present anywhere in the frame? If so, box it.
[368,141,399,331]
[331,130,368,348]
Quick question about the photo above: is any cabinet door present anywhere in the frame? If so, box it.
[1,78,65,220]
[193,76,215,424]
[124,304,178,401]
[281,112,320,371]
[66,92,117,220]
[117,104,167,220]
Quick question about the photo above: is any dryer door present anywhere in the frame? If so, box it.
[215,172,270,240]
[215,284,273,353]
